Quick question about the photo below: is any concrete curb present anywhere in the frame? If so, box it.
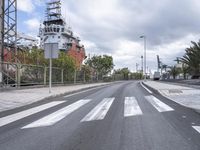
[0,82,117,113]
[41,83,112,101]
[142,81,200,114]
[158,80,200,90]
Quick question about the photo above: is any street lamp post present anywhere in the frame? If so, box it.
[140,35,147,81]
[141,55,143,74]
[136,63,139,72]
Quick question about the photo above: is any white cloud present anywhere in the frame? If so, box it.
[24,18,40,35]
[18,0,35,13]
[111,40,144,71]
[33,0,45,7]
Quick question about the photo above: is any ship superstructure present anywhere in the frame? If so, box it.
[39,0,86,68]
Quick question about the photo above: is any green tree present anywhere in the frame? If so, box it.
[18,48,76,83]
[168,66,180,79]
[86,55,114,80]
[181,64,189,79]
[113,68,130,80]
[18,48,47,83]
[17,47,47,65]
[130,72,143,80]
[52,52,76,82]
[53,52,75,70]
[180,41,200,78]
[121,68,130,80]
[81,65,92,82]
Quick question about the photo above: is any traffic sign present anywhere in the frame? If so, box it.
[44,43,59,59]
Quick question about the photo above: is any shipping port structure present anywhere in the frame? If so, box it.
[39,0,86,68]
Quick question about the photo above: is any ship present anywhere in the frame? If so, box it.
[38,0,86,68]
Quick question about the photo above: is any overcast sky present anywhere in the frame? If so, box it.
[17,0,200,72]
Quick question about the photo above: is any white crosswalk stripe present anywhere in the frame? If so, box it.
[192,126,200,133]
[0,101,65,127]
[1,95,178,129]
[22,99,91,129]
[145,95,174,112]
[124,97,143,117]
[81,98,115,122]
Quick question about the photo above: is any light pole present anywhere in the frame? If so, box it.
[141,55,143,74]
[136,63,139,72]
[140,35,146,81]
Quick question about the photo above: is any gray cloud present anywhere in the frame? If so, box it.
[58,0,200,70]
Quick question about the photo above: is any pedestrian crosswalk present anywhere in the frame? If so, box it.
[22,99,91,128]
[124,97,143,117]
[0,95,176,129]
[192,126,200,134]
[0,101,65,127]
[21,95,175,128]
[145,95,174,112]
[81,98,115,122]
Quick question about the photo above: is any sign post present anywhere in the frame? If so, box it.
[44,43,58,93]
[0,72,2,83]
[49,55,52,93]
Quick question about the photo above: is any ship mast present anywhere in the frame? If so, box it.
[44,0,64,26]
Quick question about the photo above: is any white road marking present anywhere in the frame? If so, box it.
[22,99,91,129]
[0,101,65,127]
[140,82,152,94]
[81,98,115,122]
[124,97,143,117]
[145,95,174,112]
[192,126,200,133]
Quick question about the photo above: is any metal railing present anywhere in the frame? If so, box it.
[0,61,100,88]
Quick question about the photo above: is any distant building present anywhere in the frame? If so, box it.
[3,32,38,63]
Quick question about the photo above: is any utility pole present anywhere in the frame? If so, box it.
[136,63,139,72]
[141,55,143,74]
[140,35,147,81]
[147,66,148,78]
[0,0,17,86]
[0,0,4,84]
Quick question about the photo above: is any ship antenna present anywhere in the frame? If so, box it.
[64,9,66,21]
[69,16,70,28]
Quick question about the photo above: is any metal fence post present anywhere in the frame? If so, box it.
[61,69,64,84]
[44,66,47,85]
[74,70,76,84]
[17,64,21,87]
[83,71,86,83]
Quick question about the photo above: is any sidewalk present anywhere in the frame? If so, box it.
[0,82,111,112]
[143,81,200,113]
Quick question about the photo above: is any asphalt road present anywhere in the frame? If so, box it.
[0,81,200,150]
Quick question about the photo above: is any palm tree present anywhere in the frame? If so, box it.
[168,66,180,79]
[180,41,200,79]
